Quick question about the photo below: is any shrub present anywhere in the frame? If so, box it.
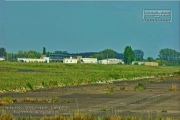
[134,83,146,91]
[26,82,34,90]
[134,62,139,65]
[120,85,126,90]
[169,84,178,91]
[102,85,115,94]
[173,70,180,76]
[51,97,60,103]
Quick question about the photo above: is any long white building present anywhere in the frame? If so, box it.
[17,57,49,63]
[63,57,77,64]
[99,58,122,64]
[81,58,97,64]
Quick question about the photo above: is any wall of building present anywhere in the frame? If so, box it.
[81,58,97,63]
[17,57,49,63]
[63,58,77,63]
[0,58,5,61]
[144,62,159,66]
[99,58,122,64]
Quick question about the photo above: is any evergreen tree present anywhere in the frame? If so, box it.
[123,46,134,64]
[43,47,46,55]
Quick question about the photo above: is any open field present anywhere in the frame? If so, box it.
[0,62,179,93]
[0,62,180,119]
[0,76,180,119]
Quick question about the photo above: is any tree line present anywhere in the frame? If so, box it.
[0,46,179,66]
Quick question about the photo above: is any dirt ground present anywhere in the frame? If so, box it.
[0,76,180,119]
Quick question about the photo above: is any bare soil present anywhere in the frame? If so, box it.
[0,76,180,119]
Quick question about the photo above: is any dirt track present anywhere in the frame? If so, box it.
[0,77,180,118]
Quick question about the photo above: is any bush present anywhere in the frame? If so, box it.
[169,84,178,91]
[134,62,139,65]
[51,97,60,103]
[102,85,115,94]
[26,82,34,90]
[120,85,126,90]
[134,83,146,91]
[173,71,180,76]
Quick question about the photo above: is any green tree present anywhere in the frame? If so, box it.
[89,49,116,60]
[133,49,144,61]
[6,53,16,61]
[0,47,7,58]
[92,53,104,60]
[101,49,116,59]
[123,46,134,64]
[158,48,180,65]
[147,57,154,62]
[46,51,51,57]
[43,47,46,55]
[26,50,41,58]
[90,49,116,60]
[17,50,24,58]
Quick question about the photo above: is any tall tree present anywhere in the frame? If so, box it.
[123,46,134,64]
[43,47,46,55]
[101,49,116,59]
[133,49,144,61]
[89,49,116,60]
[17,50,24,58]
[27,50,41,58]
[0,47,7,57]
[159,48,180,61]
[158,48,180,65]
[147,57,154,62]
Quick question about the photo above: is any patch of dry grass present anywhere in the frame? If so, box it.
[0,110,179,120]
[0,97,15,105]
[169,84,178,91]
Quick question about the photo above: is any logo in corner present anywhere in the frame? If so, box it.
[142,9,172,22]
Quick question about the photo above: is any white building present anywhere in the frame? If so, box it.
[144,62,158,66]
[0,58,5,61]
[81,58,97,64]
[99,58,122,64]
[43,57,50,63]
[63,57,77,64]
[17,57,49,63]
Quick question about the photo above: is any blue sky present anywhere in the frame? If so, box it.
[0,1,179,58]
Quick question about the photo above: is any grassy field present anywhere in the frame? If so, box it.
[0,61,179,93]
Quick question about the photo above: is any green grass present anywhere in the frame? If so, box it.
[0,62,179,93]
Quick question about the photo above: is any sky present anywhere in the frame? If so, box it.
[0,0,179,58]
